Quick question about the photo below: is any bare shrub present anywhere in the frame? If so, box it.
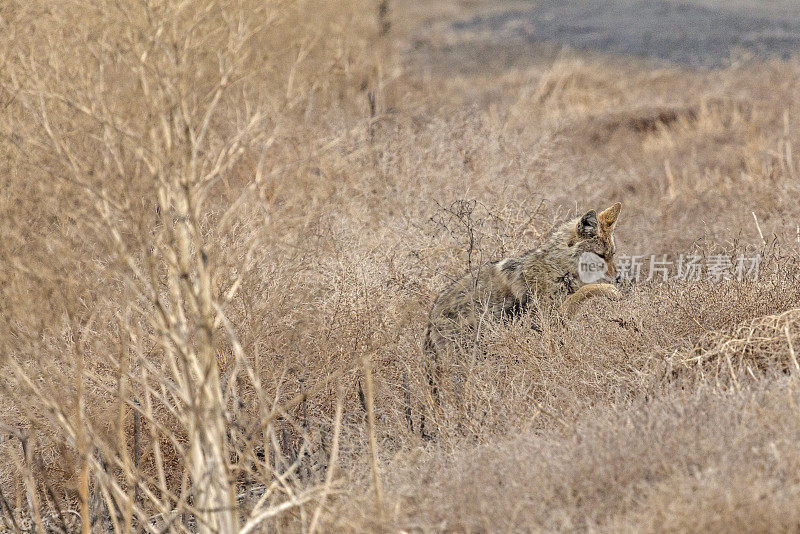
[0,0,385,531]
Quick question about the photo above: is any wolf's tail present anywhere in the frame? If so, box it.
[559,283,622,318]
[422,324,444,399]
[418,324,445,439]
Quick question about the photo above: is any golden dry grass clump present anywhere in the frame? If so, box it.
[2,0,800,531]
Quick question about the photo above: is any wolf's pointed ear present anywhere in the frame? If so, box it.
[577,210,598,235]
[569,210,598,246]
[599,202,621,229]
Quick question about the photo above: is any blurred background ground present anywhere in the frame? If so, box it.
[403,0,800,74]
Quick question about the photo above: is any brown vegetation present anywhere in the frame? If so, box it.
[1,0,800,531]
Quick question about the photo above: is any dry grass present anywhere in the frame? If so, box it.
[2,0,800,531]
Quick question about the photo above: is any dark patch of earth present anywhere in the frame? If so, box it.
[414,0,800,73]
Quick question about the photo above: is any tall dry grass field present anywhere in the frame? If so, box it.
[2,0,800,532]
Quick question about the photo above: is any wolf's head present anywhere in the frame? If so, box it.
[568,202,621,281]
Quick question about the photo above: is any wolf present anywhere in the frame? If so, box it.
[425,202,623,355]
